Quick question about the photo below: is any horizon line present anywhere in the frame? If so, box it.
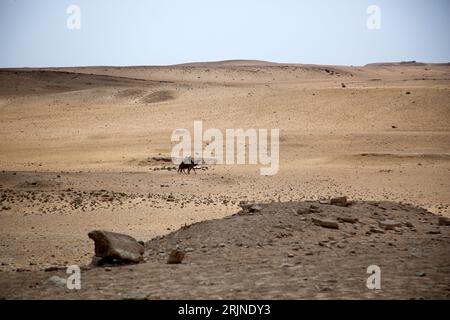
[1,59,450,70]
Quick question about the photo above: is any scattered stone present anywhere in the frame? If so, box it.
[330,196,349,207]
[338,215,358,224]
[44,266,60,272]
[369,227,385,234]
[281,263,295,268]
[416,272,426,277]
[405,222,415,228]
[88,230,144,265]
[122,291,151,300]
[47,276,66,287]
[238,201,252,211]
[438,217,450,226]
[249,204,262,213]
[309,205,321,213]
[167,249,185,264]
[378,220,402,230]
[239,202,263,213]
[312,218,339,229]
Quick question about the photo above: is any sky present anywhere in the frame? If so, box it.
[0,0,449,67]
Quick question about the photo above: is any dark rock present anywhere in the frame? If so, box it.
[44,266,60,272]
[88,230,144,264]
[330,196,349,207]
[438,217,450,226]
[249,204,262,213]
[239,202,263,213]
[369,227,385,234]
[167,249,185,264]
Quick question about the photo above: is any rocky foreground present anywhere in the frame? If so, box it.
[0,199,449,299]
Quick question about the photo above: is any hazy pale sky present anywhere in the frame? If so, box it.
[1,0,449,67]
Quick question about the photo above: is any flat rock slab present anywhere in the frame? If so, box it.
[88,230,144,264]
[378,220,402,230]
[338,215,358,224]
[312,217,339,229]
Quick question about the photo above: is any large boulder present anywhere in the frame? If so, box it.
[88,230,144,265]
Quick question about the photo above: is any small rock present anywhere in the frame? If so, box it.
[281,263,295,268]
[167,250,185,264]
[122,291,151,300]
[330,196,349,207]
[47,276,66,287]
[296,208,309,215]
[369,227,385,234]
[44,266,60,272]
[338,215,358,224]
[438,217,450,226]
[312,218,339,229]
[405,222,414,228]
[378,220,402,230]
[416,272,426,277]
[249,204,262,213]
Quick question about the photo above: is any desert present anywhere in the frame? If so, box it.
[0,61,449,299]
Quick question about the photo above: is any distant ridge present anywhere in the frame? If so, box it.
[172,59,280,67]
[364,61,428,67]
